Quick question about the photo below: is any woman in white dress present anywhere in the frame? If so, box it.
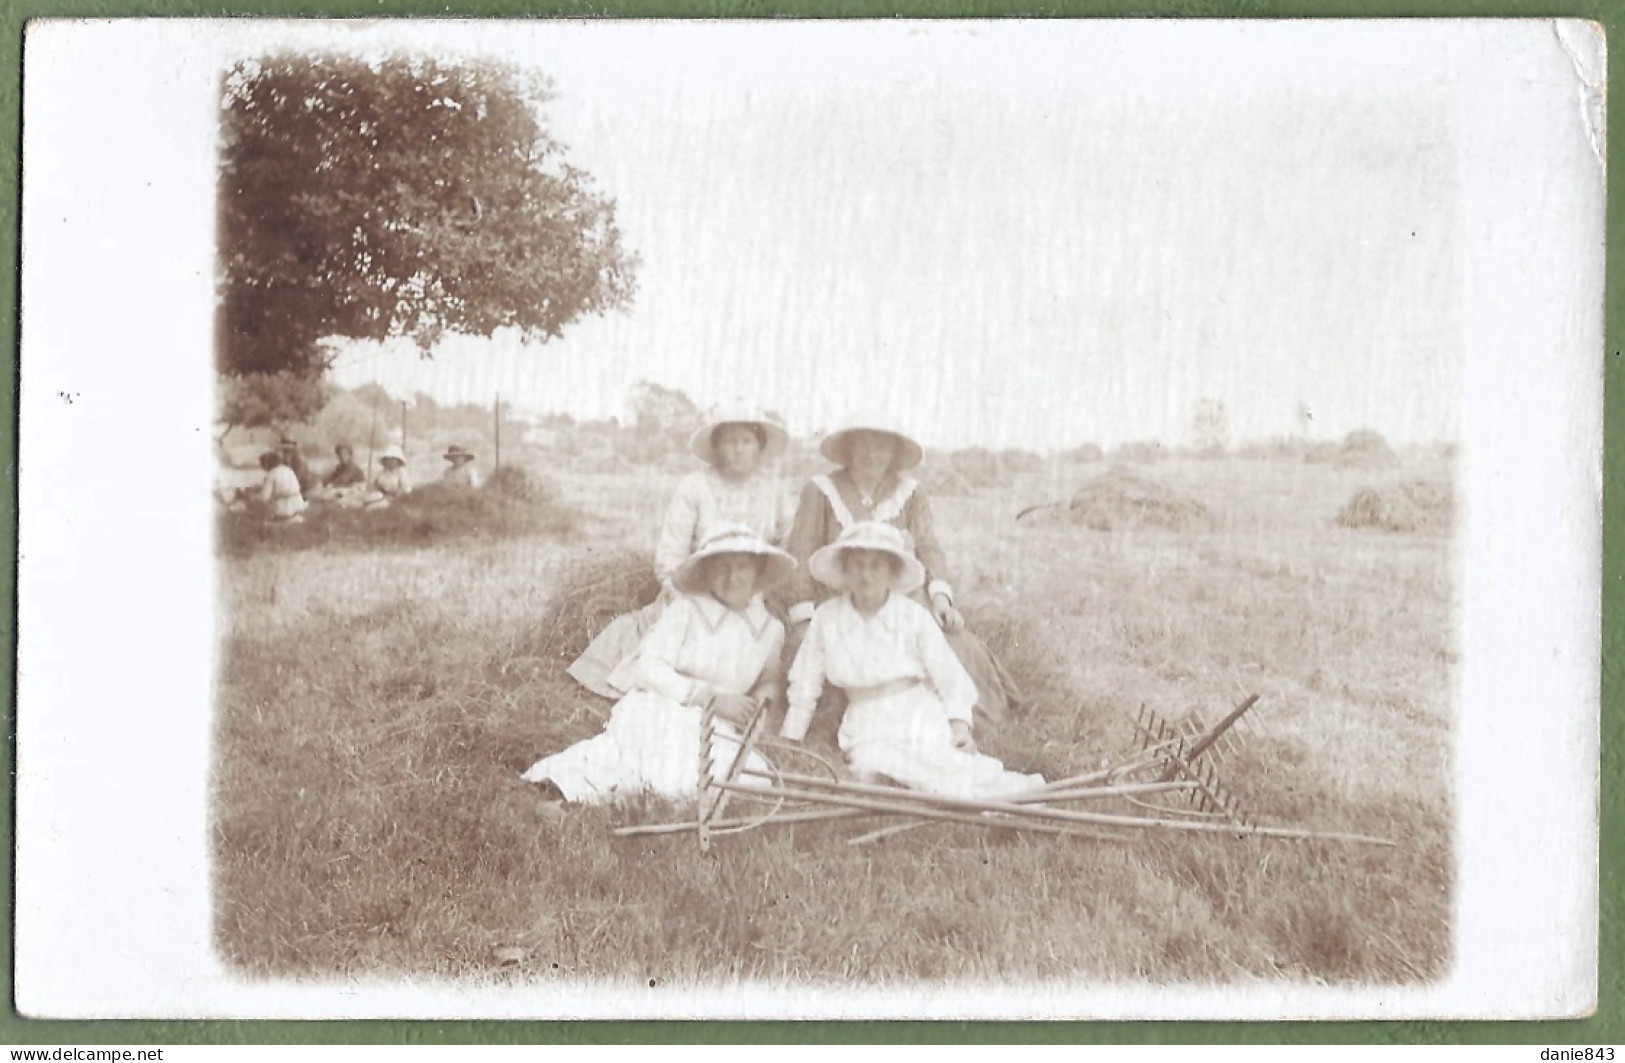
[525,524,794,806]
[363,445,412,509]
[779,522,1043,799]
[567,406,791,699]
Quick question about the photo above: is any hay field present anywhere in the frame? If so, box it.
[212,451,1455,988]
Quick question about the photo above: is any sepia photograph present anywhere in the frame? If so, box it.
[16,18,1601,1020]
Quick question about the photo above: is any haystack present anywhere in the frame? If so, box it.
[1327,429,1396,468]
[533,549,661,676]
[1018,466,1212,531]
[1112,440,1166,464]
[486,463,560,506]
[1335,480,1453,533]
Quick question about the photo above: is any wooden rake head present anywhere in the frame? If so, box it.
[1129,694,1262,830]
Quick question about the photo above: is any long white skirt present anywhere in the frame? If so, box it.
[838,685,1044,800]
[522,691,771,805]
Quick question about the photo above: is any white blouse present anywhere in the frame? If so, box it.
[633,592,786,708]
[782,592,976,741]
[653,469,789,585]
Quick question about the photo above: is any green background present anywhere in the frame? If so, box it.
[1,2,1616,1046]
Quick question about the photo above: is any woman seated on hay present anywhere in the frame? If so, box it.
[784,418,1020,732]
[523,523,791,806]
[362,445,412,510]
[246,449,307,524]
[566,405,792,700]
[779,521,1043,799]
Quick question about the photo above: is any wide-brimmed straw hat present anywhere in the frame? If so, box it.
[689,405,789,465]
[672,522,797,596]
[808,521,925,594]
[818,419,924,472]
[378,444,406,465]
[443,444,475,463]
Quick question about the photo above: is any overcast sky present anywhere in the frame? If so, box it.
[308,21,1475,451]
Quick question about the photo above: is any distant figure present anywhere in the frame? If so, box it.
[279,437,316,497]
[256,450,307,524]
[365,445,412,509]
[440,444,481,488]
[323,444,367,489]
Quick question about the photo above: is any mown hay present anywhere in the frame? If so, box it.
[1335,480,1454,533]
[919,464,978,497]
[1112,440,1166,464]
[531,549,660,676]
[217,475,576,558]
[485,463,560,506]
[1018,466,1212,532]
[1307,428,1396,468]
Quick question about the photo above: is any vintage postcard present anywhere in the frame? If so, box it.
[15,18,1602,1020]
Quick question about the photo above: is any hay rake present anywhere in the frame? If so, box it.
[614,692,1395,849]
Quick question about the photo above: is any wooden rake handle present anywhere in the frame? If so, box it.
[1158,693,1259,783]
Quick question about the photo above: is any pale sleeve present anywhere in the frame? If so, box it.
[400,469,413,494]
[632,598,711,706]
[914,604,976,726]
[750,620,787,706]
[770,479,793,545]
[780,608,830,741]
[904,489,953,597]
[654,476,702,585]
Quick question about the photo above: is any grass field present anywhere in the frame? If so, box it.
[212,451,1455,988]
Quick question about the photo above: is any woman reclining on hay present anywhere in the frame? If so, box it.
[566,406,791,700]
[779,521,1043,800]
[523,524,792,806]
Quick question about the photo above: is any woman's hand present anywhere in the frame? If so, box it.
[708,693,759,728]
[931,593,965,634]
[949,720,977,754]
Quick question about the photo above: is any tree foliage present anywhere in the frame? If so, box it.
[217,54,638,377]
[628,381,702,437]
[217,370,331,440]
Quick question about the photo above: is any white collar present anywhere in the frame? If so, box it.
[691,591,775,638]
[840,590,903,626]
[817,471,919,526]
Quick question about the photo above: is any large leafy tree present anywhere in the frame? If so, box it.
[217,54,638,380]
